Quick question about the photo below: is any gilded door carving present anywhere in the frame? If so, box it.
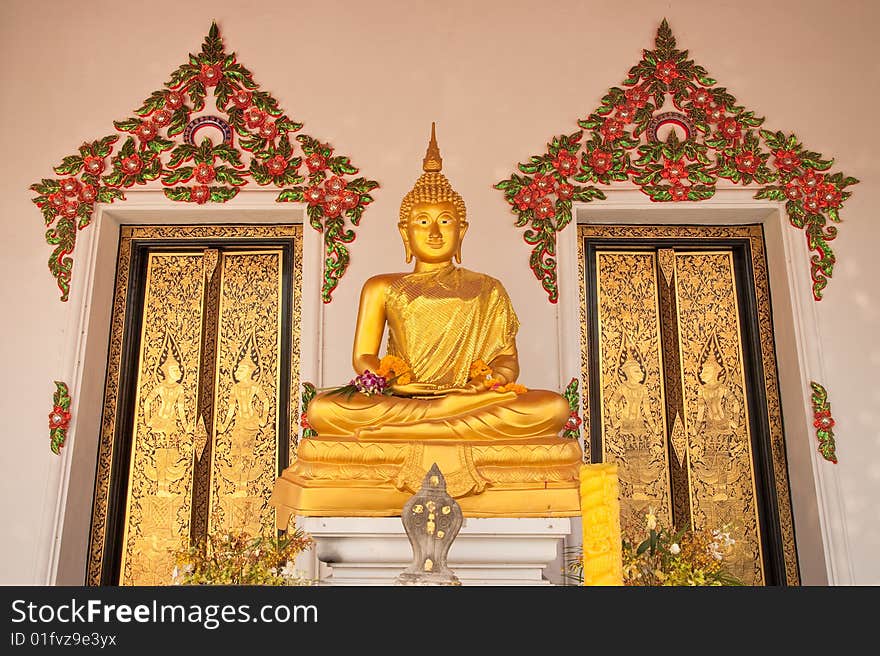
[89,225,301,586]
[580,224,798,586]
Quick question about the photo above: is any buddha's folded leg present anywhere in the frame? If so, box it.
[350,390,571,441]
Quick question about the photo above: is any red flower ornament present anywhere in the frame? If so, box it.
[803,196,821,213]
[191,185,209,204]
[79,184,97,203]
[784,181,802,200]
[61,178,80,196]
[194,163,216,184]
[306,153,326,173]
[152,109,172,127]
[243,107,266,129]
[671,184,689,201]
[122,155,143,175]
[325,176,347,194]
[773,150,801,173]
[800,170,824,191]
[654,60,680,84]
[136,121,158,142]
[49,192,65,208]
[514,187,537,211]
[625,85,651,108]
[563,411,582,432]
[614,103,637,124]
[83,156,105,176]
[689,88,713,109]
[341,190,359,210]
[661,158,688,182]
[534,197,555,219]
[266,155,288,177]
[165,90,184,110]
[258,121,278,140]
[816,183,842,209]
[532,173,556,196]
[719,118,741,142]
[231,89,252,109]
[323,195,343,218]
[552,151,579,177]
[61,200,80,218]
[198,63,223,87]
[600,119,625,142]
[557,183,574,200]
[735,151,760,175]
[305,185,325,205]
[706,104,725,123]
[48,405,71,431]
[589,149,613,174]
[813,410,835,430]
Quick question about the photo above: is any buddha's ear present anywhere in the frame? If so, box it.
[455,222,469,263]
[398,224,413,263]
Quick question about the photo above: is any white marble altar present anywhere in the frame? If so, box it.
[297,516,576,586]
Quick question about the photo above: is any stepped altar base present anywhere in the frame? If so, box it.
[271,435,583,520]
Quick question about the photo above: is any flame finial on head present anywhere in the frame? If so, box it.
[423,122,443,173]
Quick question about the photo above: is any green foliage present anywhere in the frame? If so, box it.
[171,529,314,586]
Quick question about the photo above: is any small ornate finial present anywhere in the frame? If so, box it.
[422,122,443,173]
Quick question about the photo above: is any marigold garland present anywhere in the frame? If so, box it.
[377,354,412,385]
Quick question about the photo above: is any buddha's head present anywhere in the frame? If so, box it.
[399,123,468,264]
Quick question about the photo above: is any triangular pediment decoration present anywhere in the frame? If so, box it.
[31,23,378,302]
[496,19,857,303]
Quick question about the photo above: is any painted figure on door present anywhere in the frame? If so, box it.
[143,332,191,447]
[609,334,657,437]
[218,332,270,458]
[693,332,739,437]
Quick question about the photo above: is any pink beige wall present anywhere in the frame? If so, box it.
[1,0,877,583]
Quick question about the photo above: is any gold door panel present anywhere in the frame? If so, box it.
[88,225,302,586]
[120,252,206,585]
[595,251,671,529]
[673,251,764,585]
[579,224,798,585]
[209,251,283,538]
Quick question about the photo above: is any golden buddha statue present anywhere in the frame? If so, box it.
[271,125,583,519]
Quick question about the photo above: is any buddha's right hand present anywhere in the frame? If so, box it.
[390,382,446,397]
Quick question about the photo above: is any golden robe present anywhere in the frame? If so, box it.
[386,265,518,388]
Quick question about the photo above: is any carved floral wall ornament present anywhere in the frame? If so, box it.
[496,19,858,303]
[48,381,72,455]
[30,23,378,303]
[810,382,838,464]
[562,377,583,440]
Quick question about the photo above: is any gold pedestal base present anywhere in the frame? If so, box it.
[270,436,583,523]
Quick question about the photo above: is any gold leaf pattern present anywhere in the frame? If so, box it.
[674,251,764,585]
[596,251,671,530]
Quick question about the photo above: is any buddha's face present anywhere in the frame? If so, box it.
[400,201,467,264]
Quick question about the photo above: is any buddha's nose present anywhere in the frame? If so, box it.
[428,221,442,239]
